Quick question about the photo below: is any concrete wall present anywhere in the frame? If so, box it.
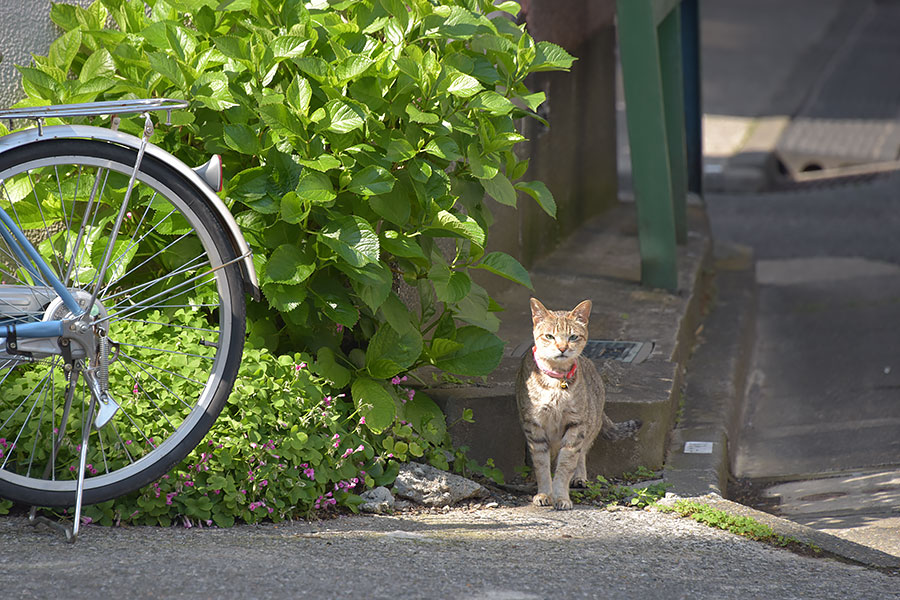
[0,0,93,109]
[484,1,619,284]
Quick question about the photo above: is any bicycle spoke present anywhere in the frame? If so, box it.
[117,317,220,335]
[117,349,208,386]
[116,356,177,432]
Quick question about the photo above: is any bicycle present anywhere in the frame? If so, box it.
[0,99,258,540]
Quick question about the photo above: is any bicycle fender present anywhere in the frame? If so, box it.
[0,124,261,300]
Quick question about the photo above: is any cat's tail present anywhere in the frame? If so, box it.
[600,413,642,441]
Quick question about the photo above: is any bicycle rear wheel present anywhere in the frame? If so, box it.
[0,138,245,506]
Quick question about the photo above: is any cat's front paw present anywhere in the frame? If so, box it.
[552,495,573,510]
[532,493,552,506]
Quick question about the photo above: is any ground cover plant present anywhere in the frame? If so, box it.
[10,0,574,524]
[659,500,822,556]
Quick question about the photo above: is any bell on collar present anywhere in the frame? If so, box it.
[560,381,569,390]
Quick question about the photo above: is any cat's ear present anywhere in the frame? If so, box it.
[569,300,592,325]
[530,298,550,324]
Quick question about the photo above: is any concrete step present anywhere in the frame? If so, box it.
[428,203,712,480]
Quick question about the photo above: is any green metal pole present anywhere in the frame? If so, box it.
[617,0,678,291]
[659,7,688,245]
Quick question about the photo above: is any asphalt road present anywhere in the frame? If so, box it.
[708,171,900,558]
[1,504,897,600]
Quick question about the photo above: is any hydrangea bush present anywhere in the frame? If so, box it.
[15,0,574,523]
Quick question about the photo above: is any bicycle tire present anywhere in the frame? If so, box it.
[0,138,245,507]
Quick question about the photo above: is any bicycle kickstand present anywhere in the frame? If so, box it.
[27,370,98,543]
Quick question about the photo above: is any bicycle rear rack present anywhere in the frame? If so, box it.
[0,98,188,124]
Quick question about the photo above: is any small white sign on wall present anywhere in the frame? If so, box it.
[684,441,714,454]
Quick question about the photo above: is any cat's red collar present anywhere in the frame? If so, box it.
[532,346,577,387]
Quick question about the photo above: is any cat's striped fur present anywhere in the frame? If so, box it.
[516,298,642,510]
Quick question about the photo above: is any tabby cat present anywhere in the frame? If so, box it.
[516,298,642,510]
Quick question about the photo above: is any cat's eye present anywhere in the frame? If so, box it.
[568,335,580,342]
[543,334,555,341]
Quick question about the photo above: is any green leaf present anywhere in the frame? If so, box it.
[515,180,557,218]
[213,35,249,61]
[520,91,546,112]
[348,166,396,196]
[147,52,187,89]
[296,171,336,205]
[433,326,505,376]
[380,230,425,260]
[403,392,447,444]
[428,263,471,303]
[223,123,261,155]
[386,135,417,163]
[352,378,396,433]
[405,104,439,124]
[379,292,417,334]
[262,281,307,312]
[429,210,486,247]
[531,41,576,72]
[49,28,82,73]
[312,278,359,327]
[271,36,311,60]
[297,155,341,172]
[326,100,365,134]
[493,1,521,16]
[481,171,517,206]
[79,48,115,82]
[318,215,380,267]
[370,177,412,225]
[229,167,268,201]
[334,55,374,82]
[314,346,351,388]
[423,137,462,161]
[474,251,532,289]
[366,324,423,379]
[287,76,312,116]
[345,262,392,312]
[469,91,515,115]
[446,71,482,98]
[265,243,315,284]
[454,283,499,331]
[50,2,80,31]
[466,143,498,180]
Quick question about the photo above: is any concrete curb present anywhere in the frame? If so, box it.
[664,241,757,497]
[669,494,900,572]
[663,242,900,572]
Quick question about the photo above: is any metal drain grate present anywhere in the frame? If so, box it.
[775,2,900,178]
[582,340,653,363]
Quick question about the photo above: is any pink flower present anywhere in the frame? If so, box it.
[323,396,332,407]
[303,467,315,480]
[360,416,366,425]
